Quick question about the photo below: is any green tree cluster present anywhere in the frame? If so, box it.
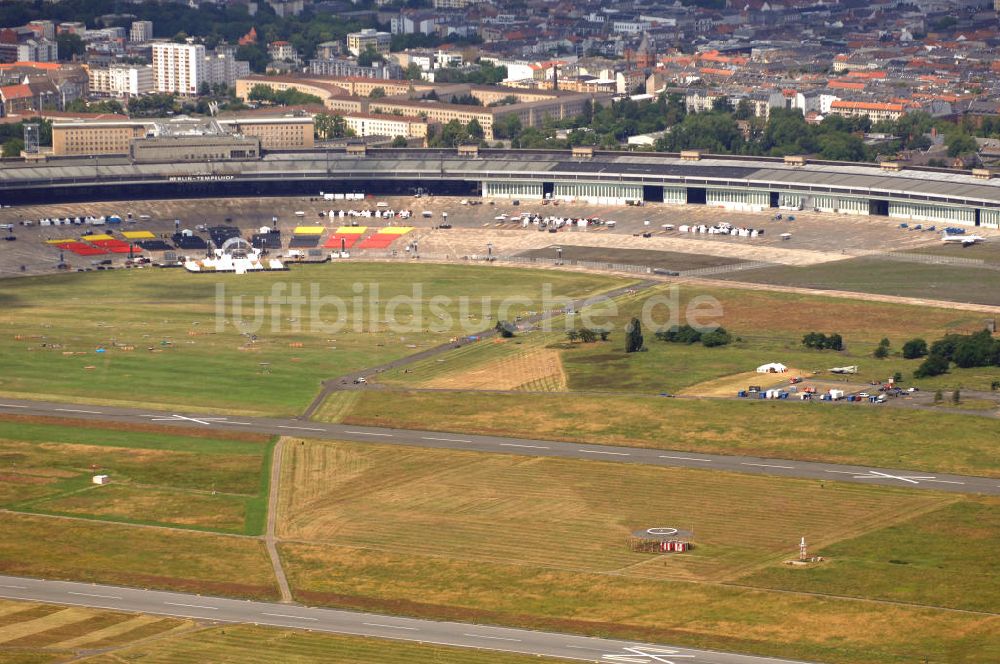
[248,84,323,107]
[427,119,484,148]
[914,329,1000,378]
[655,324,732,347]
[802,332,844,351]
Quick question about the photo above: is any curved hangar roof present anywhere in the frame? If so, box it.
[3,150,1000,209]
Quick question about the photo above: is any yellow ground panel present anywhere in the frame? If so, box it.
[46,239,76,244]
[80,234,113,241]
[335,226,367,234]
[376,227,414,235]
[121,230,156,239]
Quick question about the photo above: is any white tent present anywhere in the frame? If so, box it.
[756,362,788,373]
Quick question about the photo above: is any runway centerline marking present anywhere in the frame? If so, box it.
[0,584,26,589]
[68,591,121,599]
[500,443,549,449]
[345,431,393,437]
[0,404,29,408]
[261,612,318,621]
[165,602,218,610]
[422,436,473,443]
[462,633,522,642]
[54,408,102,414]
[363,622,418,630]
[741,463,795,469]
[277,425,326,432]
[659,455,712,462]
[579,449,630,456]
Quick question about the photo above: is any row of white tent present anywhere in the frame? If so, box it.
[36,215,125,227]
[329,209,413,219]
[321,192,365,201]
[520,215,594,229]
[678,223,762,237]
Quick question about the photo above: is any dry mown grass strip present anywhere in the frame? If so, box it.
[0,604,65,629]
[422,347,567,391]
[79,618,192,650]
[0,608,94,645]
[2,613,130,648]
[0,414,270,444]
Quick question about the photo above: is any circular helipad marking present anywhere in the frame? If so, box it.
[631,527,694,541]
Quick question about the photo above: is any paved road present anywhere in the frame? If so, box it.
[0,398,996,495]
[0,575,809,664]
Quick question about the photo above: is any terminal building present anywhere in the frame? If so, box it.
[234,75,609,141]
[51,114,314,157]
[127,118,261,163]
[3,148,998,229]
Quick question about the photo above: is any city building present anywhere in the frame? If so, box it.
[347,29,391,57]
[0,62,87,115]
[266,0,305,18]
[268,41,297,62]
[205,47,250,88]
[0,27,58,63]
[51,120,146,155]
[129,20,153,44]
[236,74,606,141]
[217,115,314,149]
[50,114,313,156]
[308,58,401,79]
[87,64,154,97]
[829,100,906,123]
[342,112,429,141]
[26,20,55,40]
[432,0,484,7]
[152,42,206,95]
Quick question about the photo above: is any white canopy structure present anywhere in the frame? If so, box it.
[756,362,788,373]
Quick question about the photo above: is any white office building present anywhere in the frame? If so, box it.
[89,64,154,97]
[152,42,206,95]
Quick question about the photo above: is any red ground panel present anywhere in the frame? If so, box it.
[55,242,107,256]
[324,234,361,249]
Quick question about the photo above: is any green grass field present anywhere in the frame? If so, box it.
[911,242,1000,263]
[720,257,1000,307]
[0,419,272,534]
[378,282,1000,394]
[275,439,999,663]
[740,497,1000,613]
[335,389,1000,476]
[0,264,622,415]
[0,601,552,664]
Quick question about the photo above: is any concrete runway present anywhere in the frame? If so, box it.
[0,574,810,664]
[0,397,996,495]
